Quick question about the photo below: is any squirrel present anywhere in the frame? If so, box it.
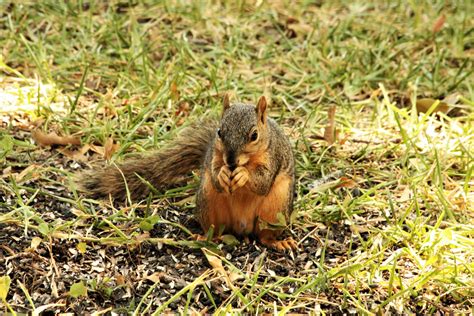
[79,95,297,251]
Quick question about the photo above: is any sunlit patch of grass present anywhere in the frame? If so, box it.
[0,76,64,116]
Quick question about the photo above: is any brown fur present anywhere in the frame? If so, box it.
[78,120,218,200]
[199,171,292,239]
[197,97,296,250]
[79,96,296,250]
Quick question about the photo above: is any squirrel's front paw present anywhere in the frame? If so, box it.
[217,166,232,193]
[230,166,249,192]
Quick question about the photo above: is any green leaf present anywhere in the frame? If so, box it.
[258,212,287,231]
[38,222,50,236]
[0,135,14,160]
[221,234,240,247]
[77,242,87,254]
[0,276,11,301]
[276,212,287,227]
[139,220,154,231]
[103,286,113,297]
[139,215,161,231]
[69,281,87,298]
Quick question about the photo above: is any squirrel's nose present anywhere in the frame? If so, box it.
[226,151,236,171]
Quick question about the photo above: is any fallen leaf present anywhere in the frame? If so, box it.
[16,164,41,182]
[2,166,12,177]
[170,81,180,101]
[77,242,87,254]
[309,179,341,194]
[58,144,90,161]
[416,98,449,114]
[134,232,151,242]
[432,14,446,33]
[89,144,105,156]
[146,272,163,283]
[30,237,42,250]
[202,248,237,290]
[336,177,358,189]
[175,195,195,206]
[97,104,118,118]
[287,21,313,36]
[104,137,119,161]
[69,281,87,298]
[350,225,370,233]
[442,93,459,105]
[175,101,190,117]
[324,105,338,145]
[0,275,11,301]
[115,274,126,285]
[32,129,81,147]
[220,234,240,247]
[85,76,101,90]
[204,249,225,273]
[70,208,92,219]
[29,118,45,129]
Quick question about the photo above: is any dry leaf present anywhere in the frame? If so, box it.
[97,105,118,118]
[175,195,195,206]
[175,101,190,117]
[31,118,45,128]
[203,248,237,290]
[30,237,42,250]
[336,177,358,189]
[32,129,81,147]
[115,274,126,285]
[146,272,163,283]
[89,144,105,156]
[85,76,101,90]
[228,271,244,283]
[204,250,225,273]
[2,166,12,177]
[350,225,370,233]
[416,98,449,114]
[442,93,460,105]
[287,21,313,36]
[134,232,150,243]
[432,15,446,33]
[16,164,41,182]
[170,81,180,101]
[70,208,92,219]
[399,186,412,202]
[58,144,90,162]
[104,137,119,161]
[324,105,338,145]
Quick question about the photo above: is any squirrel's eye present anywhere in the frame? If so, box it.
[250,131,258,142]
[217,128,222,138]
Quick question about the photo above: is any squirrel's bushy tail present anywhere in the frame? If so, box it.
[79,120,218,200]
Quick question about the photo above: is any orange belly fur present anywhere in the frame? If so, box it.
[200,171,291,238]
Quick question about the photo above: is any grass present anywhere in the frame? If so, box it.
[0,0,473,314]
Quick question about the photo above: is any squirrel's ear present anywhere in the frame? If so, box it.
[256,96,267,124]
[222,93,231,113]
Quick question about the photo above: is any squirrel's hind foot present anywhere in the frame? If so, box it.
[261,236,298,252]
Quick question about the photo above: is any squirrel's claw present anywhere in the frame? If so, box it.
[261,237,298,252]
[230,167,249,192]
[217,166,232,193]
